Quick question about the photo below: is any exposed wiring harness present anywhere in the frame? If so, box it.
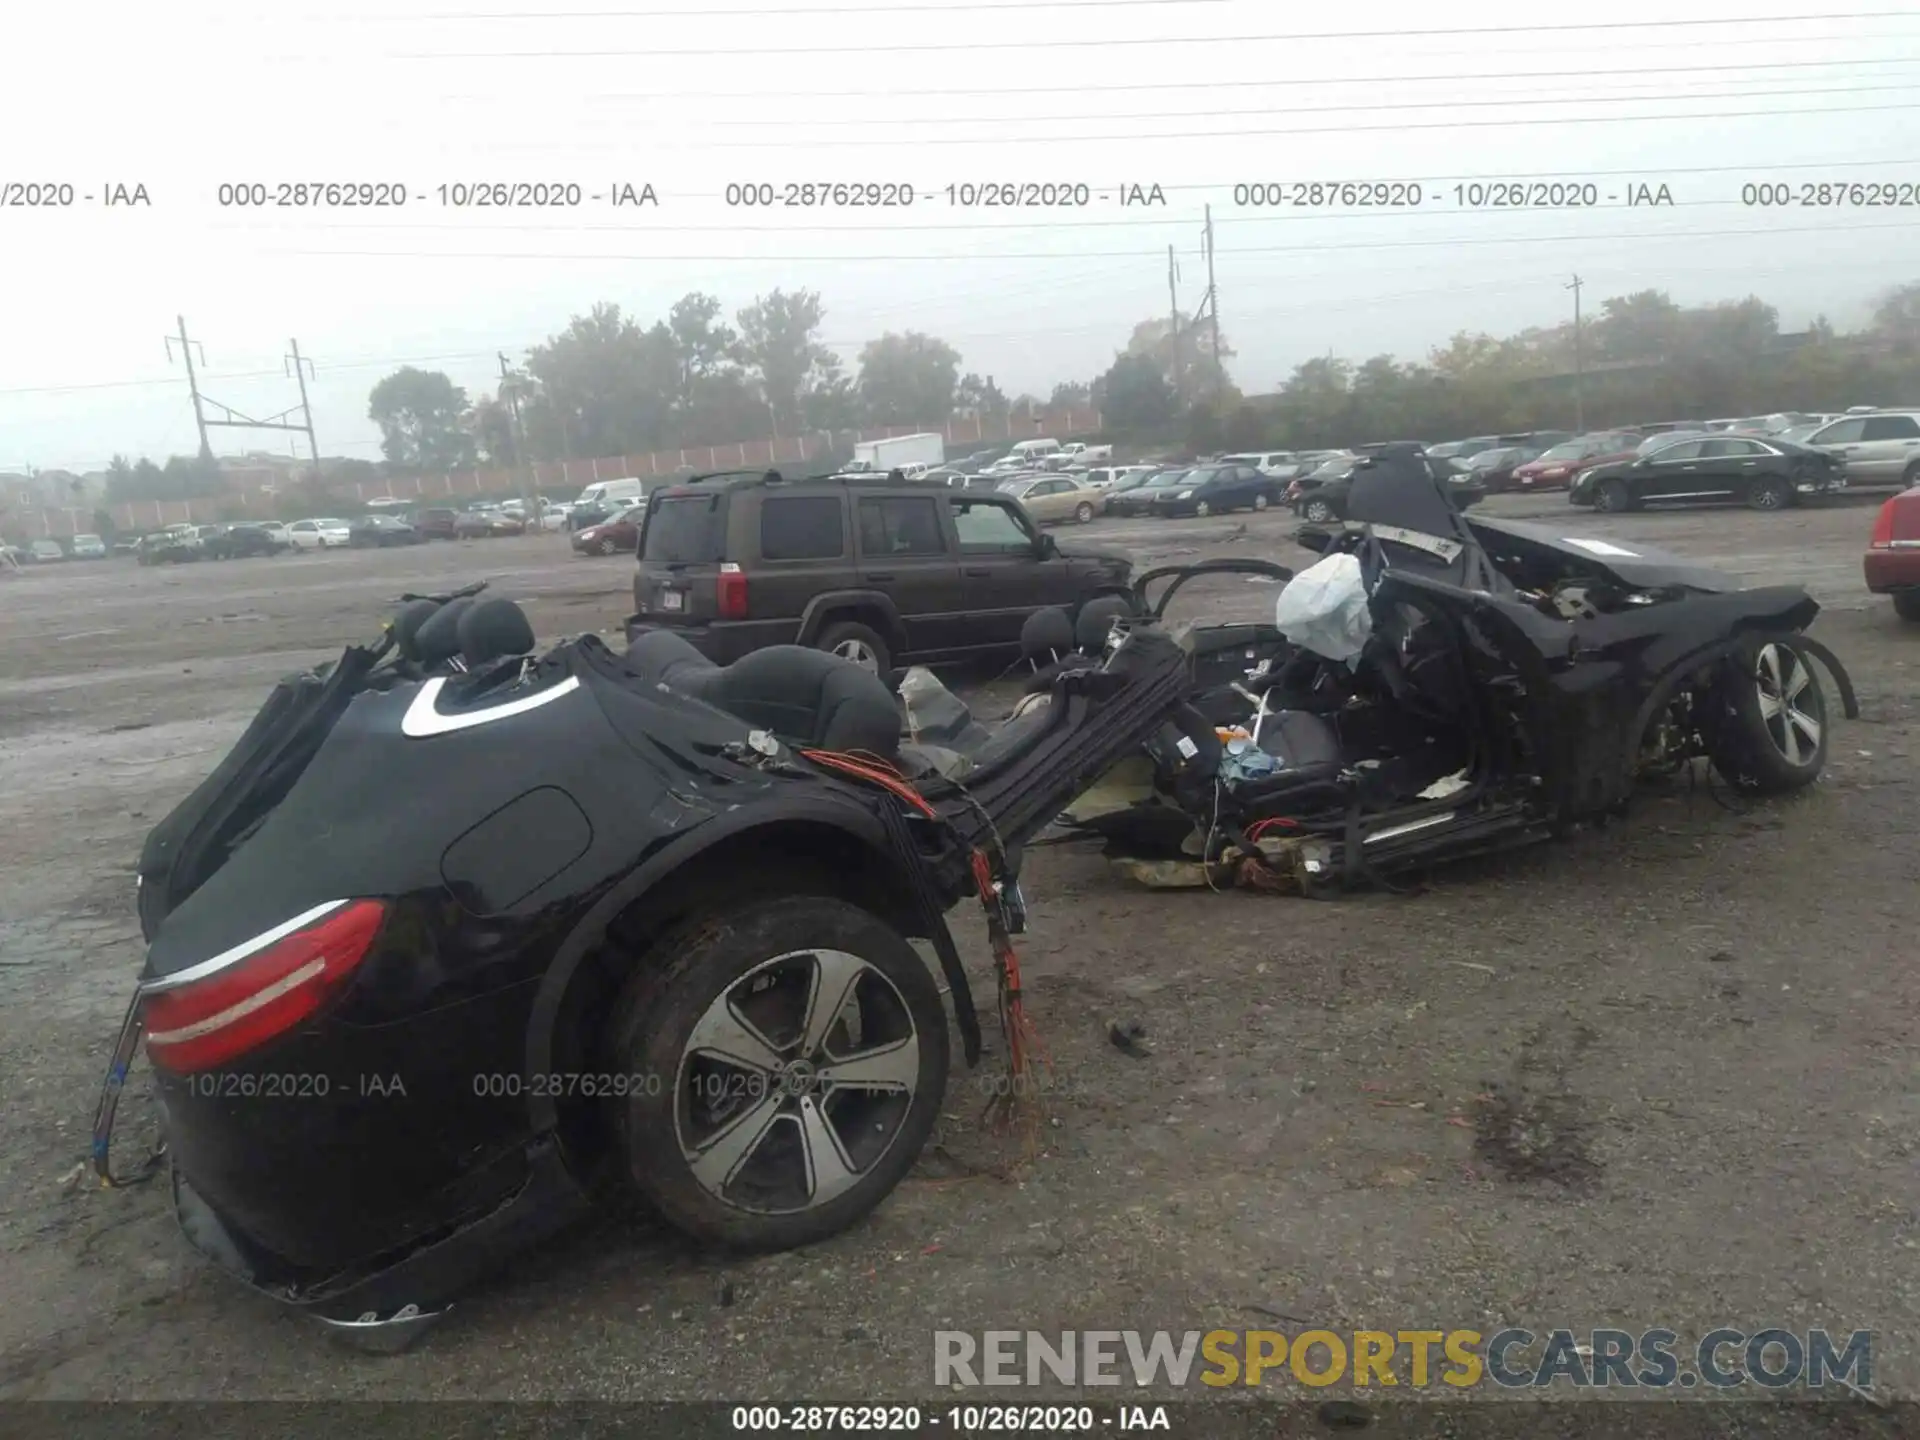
[90,990,166,1189]
[798,747,1050,1143]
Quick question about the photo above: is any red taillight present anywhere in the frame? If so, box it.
[142,899,387,1074]
[716,562,749,620]
[1870,498,1896,548]
[1873,493,1920,548]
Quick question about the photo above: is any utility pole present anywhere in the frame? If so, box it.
[1204,205,1223,396]
[1167,244,1181,407]
[284,340,322,482]
[499,352,541,532]
[1566,274,1585,432]
[165,316,213,460]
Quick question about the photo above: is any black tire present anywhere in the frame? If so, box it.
[1194,499,1213,518]
[595,537,614,556]
[1074,501,1095,524]
[1703,634,1828,794]
[815,619,891,676]
[602,894,949,1251]
[1253,492,1271,512]
[1593,479,1633,514]
[1893,590,1920,623]
[1902,460,1920,488]
[1745,474,1792,511]
[1301,497,1335,524]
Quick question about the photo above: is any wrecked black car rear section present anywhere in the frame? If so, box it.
[111,590,1204,1344]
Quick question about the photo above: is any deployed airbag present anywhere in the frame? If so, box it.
[1273,552,1373,663]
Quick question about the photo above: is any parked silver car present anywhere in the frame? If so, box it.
[1803,410,1920,489]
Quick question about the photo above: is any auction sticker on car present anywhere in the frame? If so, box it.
[661,591,684,611]
[1561,538,1640,557]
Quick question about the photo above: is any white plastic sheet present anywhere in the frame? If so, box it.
[1272,551,1374,663]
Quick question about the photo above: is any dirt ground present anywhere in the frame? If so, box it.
[1,495,1916,1405]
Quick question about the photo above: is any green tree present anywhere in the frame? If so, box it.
[524,304,679,459]
[1051,380,1092,408]
[1871,282,1920,353]
[367,367,476,470]
[469,394,517,465]
[737,289,835,434]
[955,372,1009,423]
[668,291,743,431]
[1124,311,1235,400]
[1097,352,1176,434]
[1591,290,1683,362]
[800,352,862,432]
[856,331,962,426]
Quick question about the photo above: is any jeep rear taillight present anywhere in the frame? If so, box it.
[716,562,749,620]
[141,899,387,1074]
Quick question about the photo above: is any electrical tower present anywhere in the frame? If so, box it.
[166,316,322,478]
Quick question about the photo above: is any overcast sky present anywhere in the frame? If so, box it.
[4,0,1918,470]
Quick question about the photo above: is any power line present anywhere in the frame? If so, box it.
[316,0,1321,16]
[266,216,1920,262]
[536,55,1920,104]
[673,77,1920,127]
[463,99,1920,148]
[366,12,1920,60]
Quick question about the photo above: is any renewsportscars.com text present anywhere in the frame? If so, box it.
[933,1328,1873,1391]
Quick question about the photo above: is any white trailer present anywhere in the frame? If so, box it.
[844,433,946,473]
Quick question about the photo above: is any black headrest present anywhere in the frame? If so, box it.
[390,599,443,661]
[1020,606,1074,660]
[1074,595,1133,651]
[458,597,535,666]
[411,596,476,665]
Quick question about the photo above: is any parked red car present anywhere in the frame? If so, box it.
[571,508,639,555]
[1864,485,1920,622]
[1507,431,1643,491]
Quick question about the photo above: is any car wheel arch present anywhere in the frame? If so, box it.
[795,591,907,650]
[523,802,975,1145]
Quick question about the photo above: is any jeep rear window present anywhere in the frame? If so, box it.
[642,494,729,563]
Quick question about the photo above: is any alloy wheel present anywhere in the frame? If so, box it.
[832,638,878,670]
[1253,494,1270,511]
[674,948,921,1214]
[1304,500,1333,523]
[1750,481,1785,510]
[1754,642,1821,766]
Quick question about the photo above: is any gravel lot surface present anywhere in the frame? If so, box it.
[1,494,1914,1415]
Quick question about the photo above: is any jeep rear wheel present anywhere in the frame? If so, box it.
[816,620,891,677]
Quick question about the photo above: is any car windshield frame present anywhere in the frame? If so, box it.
[1142,468,1194,488]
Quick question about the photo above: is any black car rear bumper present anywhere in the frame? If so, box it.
[170,1136,591,1325]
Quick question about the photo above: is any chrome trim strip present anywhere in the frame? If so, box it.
[139,899,351,995]
[400,674,581,738]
